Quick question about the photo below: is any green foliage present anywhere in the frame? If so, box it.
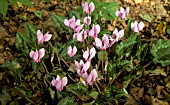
[0,0,8,17]
[58,96,77,105]
[139,14,154,23]
[0,59,24,82]
[115,34,140,57]
[52,14,73,34]
[126,18,133,37]
[167,29,170,34]
[107,60,130,77]
[34,10,42,18]
[15,23,37,55]
[151,39,170,66]
[97,51,108,61]
[0,0,32,17]
[136,43,148,61]
[89,0,119,20]
[0,87,11,105]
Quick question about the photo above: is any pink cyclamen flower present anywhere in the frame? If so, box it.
[37,30,52,44]
[83,47,96,61]
[112,28,124,42]
[64,16,76,27]
[73,29,88,42]
[84,16,91,26]
[82,69,97,85]
[82,2,95,15]
[64,16,84,33]
[131,21,144,32]
[68,46,77,57]
[75,60,90,76]
[93,35,110,50]
[29,48,45,63]
[89,24,100,38]
[51,75,68,91]
[70,19,84,32]
[116,7,129,20]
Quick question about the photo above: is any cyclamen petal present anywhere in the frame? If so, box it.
[51,75,68,91]
[116,7,129,20]
[138,22,144,31]
[62,77,68,87]
[29,48,45,63]
[82,2,95,15]
[89,2,95,14]
[68,46,77,57]
[37,30,52,44]
[83,47,96,61]
[84,69,97,85]
[84,16,91,26]
[131,21,144,32]
[43,32,52,42]
[89,24,100,38]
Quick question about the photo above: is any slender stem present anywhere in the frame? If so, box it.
[42,61,49,74]
[95,82,101,93]
[96,59,101,72]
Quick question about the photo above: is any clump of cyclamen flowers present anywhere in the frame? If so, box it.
[29,30,52,62]
[50,1,145,91]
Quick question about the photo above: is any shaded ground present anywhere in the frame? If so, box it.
[0,0,170,104]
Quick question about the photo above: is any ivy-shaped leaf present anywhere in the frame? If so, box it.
[0,0,8,17]
[52,14,73,34]
[151,39,170,66]
[136,43,148,61]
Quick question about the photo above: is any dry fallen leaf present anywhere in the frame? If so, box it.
[156,86,165,98]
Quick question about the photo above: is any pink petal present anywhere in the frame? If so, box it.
[37,30,44,44]
[93,38,102,48]
[89,28,95,38]
[56,75,61,81]
[33,50,39,62]
[74,24,84,33]
[113,28,118,35]
[86,74,92,85]
[51,78,57,86]
[62,77,68,87]
[68,46,72,57]
[118,30,124,38]
[138,22,144,31]
[73,46,77,56]
[83,61,90,72]
[94,24,100,35]
[131,22,135,29]
[89,2,95,14]
[134,27,139,32]
[89,47,96,60]
[90,69,97,81]
[83,48,89,61]
[38,48,45,61]
[70,22,76,30]
[83,2,89,14]
[43,32,52,42]
[29,50,35,58]
[121,12,126,20]
[125,7,129,15]
[75,61,81,70]
[84,16,91,26]
[56,80,62,91]
[69,16,76,23]
[120,7,125,13]
[116,10,120,17]
[64,19,70,26]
